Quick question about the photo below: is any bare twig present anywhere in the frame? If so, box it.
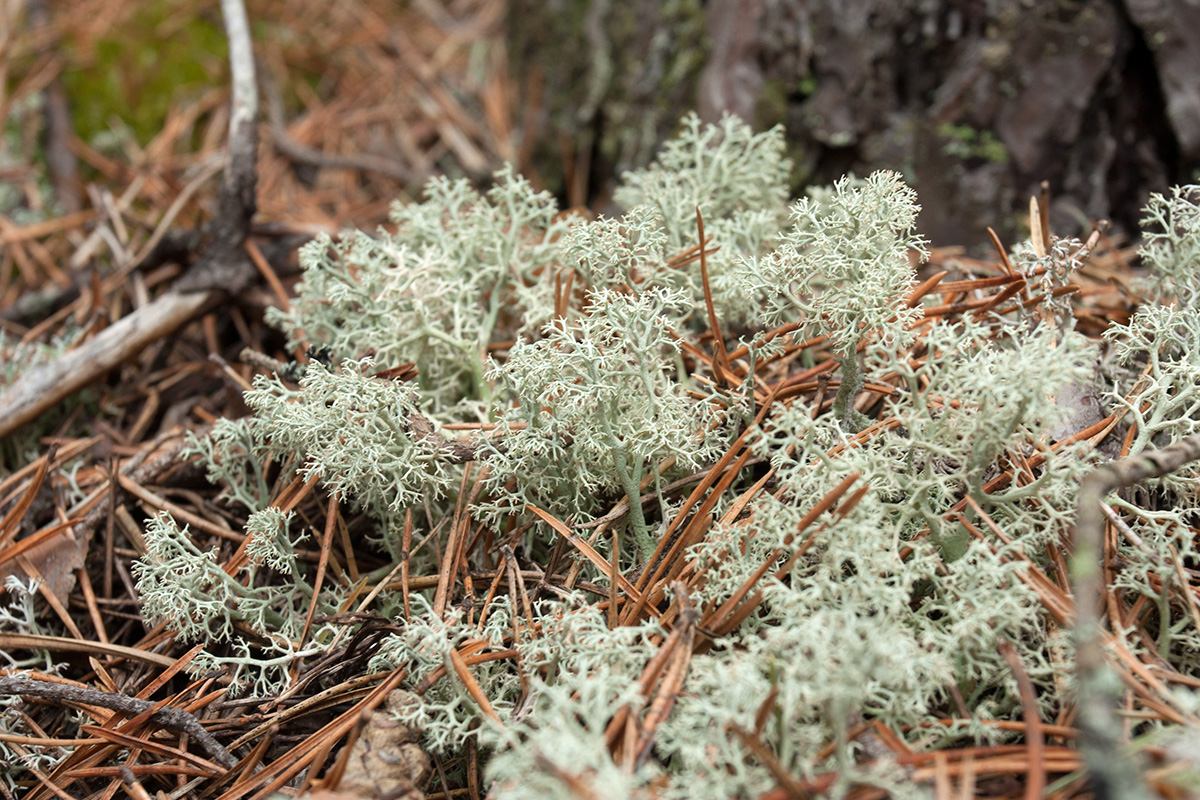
[0,0,261,439]
[264,72,419,185]
[175,0,258,293]
[1072,434,1200,800]
[0,291,218,439]
[0,674,236,768]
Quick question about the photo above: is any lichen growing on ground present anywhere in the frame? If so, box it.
[120,115,1200,796]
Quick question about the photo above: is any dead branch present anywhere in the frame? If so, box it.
[1072,434,1200,800]
[264,72,419,185]
[175,0,258,293]
[0,291,218,439]
[0,0,260,441]
[0,674,237,769]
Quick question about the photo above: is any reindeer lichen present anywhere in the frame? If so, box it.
[484,287,731,558]
[132,511,340,696]
[739,170,928,428]
[122,118,1200,797]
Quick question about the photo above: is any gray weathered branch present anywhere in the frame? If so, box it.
[0,0,260,440]
[1073,434,1200,800]
[0,674,237,768]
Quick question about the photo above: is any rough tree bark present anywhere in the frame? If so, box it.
[509,0,1200,248]
[506,0,708,210]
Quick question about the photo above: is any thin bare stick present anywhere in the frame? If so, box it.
[175,0,259,293]
[0,291,217,439]
[1073,435,1200,800]
[0,0,262,438]
[0,675,236,768]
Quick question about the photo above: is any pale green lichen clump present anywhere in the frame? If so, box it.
[739,170,928,428]
[121,114,1200,796]
[484,287,730,558]
[132,511,340,697]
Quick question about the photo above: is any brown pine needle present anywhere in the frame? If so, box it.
[448,647,505,727]
[986,227,1015,275]
[527,505,643,602]
[695,206,732,386]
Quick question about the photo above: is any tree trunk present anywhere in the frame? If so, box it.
[509,0,1200,248]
